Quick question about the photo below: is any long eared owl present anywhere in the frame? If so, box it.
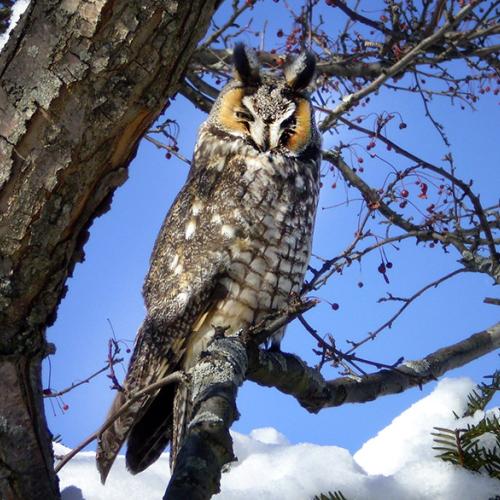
[96,44,321,482]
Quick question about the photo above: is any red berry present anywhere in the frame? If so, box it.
[277,29,284,38]
[378,263,386,274]
[358,282,364,288]
[43,388,52,396]
[165,152,172,159]
[399,122,407,129]
[418,182,428,199]
[62,404,69,411]
[401,189,409,198]
[331,302,340,311]
[386,262,393,269]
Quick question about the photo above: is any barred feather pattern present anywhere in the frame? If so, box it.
[96,56,321,482]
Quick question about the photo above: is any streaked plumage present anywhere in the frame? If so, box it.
[96,44,321,482]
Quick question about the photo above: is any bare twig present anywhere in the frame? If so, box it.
[484,297,500,306]
[346,268,467,354]
[44,358,123,398]
[319,3,479,131]
[144,134,192,166]
[201,0,253,48]
[329,0,396,36]
[332,115,499,273]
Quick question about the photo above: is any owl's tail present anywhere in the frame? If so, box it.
[170,382,192,469]
[126,383,176,473]
[95,387,153,483]
[96,319,179,483]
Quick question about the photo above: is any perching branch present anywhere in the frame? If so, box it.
[164,298,314,500]
[165,315,499,498]
[164,336,246,500]
[248,322,500,413]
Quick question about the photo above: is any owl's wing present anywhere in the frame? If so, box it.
[96,158,231,482]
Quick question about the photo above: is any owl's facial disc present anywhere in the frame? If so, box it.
[218,85,312,154]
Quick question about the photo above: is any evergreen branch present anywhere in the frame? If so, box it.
[463,370,500,417]
[314,491,348,500]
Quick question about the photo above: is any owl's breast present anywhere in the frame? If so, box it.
[217,152,319,319]
[182,150,319,367]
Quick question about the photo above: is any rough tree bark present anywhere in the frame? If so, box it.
[0,1,219,499]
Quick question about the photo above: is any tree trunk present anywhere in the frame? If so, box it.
[0,1,218,498]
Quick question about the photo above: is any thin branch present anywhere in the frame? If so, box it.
[319,2,478,131]
[346,268,467,354]
[144,134,192,166]
[179,85,214,114]
[44,358,123,398]
[201,0,253,48]
[297,314,404,376]
[484,297,500,306]
[323,150,423,234]
[413,71,450,146]
[329,0,395,36]
[331,117,499,274]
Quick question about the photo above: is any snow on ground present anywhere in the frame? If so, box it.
[56,378,499,500]
[0,0,30,51]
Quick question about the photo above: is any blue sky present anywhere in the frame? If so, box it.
[43,1,499,454]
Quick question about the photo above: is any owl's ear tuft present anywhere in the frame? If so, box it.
[233,44,261,86]
[283,51,316,91]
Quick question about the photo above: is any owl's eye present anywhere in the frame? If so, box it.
[280,115,296,131]
[235,109,254,122]
[279,115,296,145]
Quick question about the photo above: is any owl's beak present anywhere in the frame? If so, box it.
[249,120,275,152]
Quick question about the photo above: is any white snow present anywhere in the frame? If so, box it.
[354,377,476,475]
[0,0,30,51]
[56,378,500,500]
